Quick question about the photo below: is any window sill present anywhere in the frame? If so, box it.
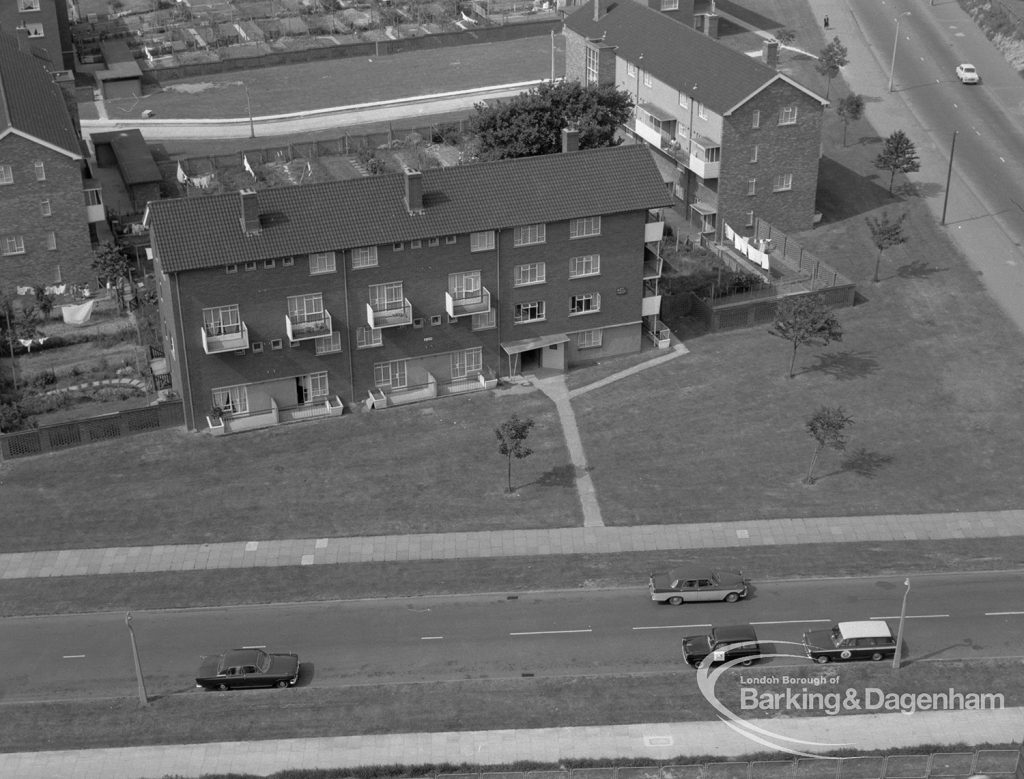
[513,319,546,325]
[569,310,601,317]
[569,273,601,280]
[513,281,546,288]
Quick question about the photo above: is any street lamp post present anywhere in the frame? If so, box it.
[941,130,958,225]
[243,82,255,139]
[888,12,912,93]
[125,611,149,706]
[892,578,911,670]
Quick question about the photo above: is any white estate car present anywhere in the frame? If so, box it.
[956,64,980,84]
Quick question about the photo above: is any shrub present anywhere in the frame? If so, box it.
[431,122,462,146]
[30,370,57,390]
[19,391,73,416]
[0,401,25,433]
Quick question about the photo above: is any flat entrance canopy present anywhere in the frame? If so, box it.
[501,333,569,355]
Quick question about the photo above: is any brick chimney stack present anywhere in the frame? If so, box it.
[762,39,779,69]
[561,127,580,153]
[404,166,423,214]
[593,0,600,22]
[239,190,261,235]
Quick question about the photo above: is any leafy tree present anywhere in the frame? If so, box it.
[874,130,920,194]
[767,294,843,379]
[774,28,796,47]
[495,414,535,493]
[866,210,908,282]
[33,285,55,321]
[804,406,853,484]
[815,37,848,100]
[92,242,133,283]
[836,93,864,147]
[469,81,633,161]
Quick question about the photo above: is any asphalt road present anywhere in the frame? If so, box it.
[2,571,1022,704]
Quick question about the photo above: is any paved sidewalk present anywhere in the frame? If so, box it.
[3,708,1022,778]
[2,508,1022,579]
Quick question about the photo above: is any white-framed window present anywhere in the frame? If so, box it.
[451,347,483,379]
[470,230,495,252]
[513,223,546,247]
[643,71,653,88]
[772,173,793,192]
[393,242,404,251]
[369,281,404,311]
[225,264,238,274]
[448,270,482,300]
[576,329,604,349]
[303,371,329,399]
[627,62,637,78]
[19,0,41,10]
[746,210,755,227]
[40,199,51,216]
[356,326,383,349]
[678,92,689,109]
[747,179,757,196]
[351,246,378,268]
[24,23,43,37]
[696,102,707,120]
[2,235,25,255]
[569,254,600,279]
[263,259,275,269]
[428,237,439,247]
[750,144,759,163]
[779,105,798,125]
[374,359,408,389]
[212,385,248,415]
[34,161,45,181]
[569,216,601,239]
[315,331,343,355]
[661,0,679,9]
[282,256,294,267]
[203,304,241,336]
[46,231,57,250]
[252,342,264,353]
[570,292,601,315]
[270,339,283,350]
[471,309,496,331]
[514,301,545,323]
[309,251,336,274]
[445,235,457,245]
[244,261,257,272]
[585,45,599,85]
[751,110,761,129]
[410,239,422,249]
[0,165,12,185]
[287,292,324,324]
[514,262,546,286]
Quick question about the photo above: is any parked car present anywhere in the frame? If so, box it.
[802,621,897,664]
[682,624,761,668]
[648,565,749,605]
[195,647,300,690]
[956,64,980,84]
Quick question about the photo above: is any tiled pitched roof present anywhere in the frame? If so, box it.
[149,144,675,273]
[566,0,802,115]
[0,32,81,157]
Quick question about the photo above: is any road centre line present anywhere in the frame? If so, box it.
[62,655,86,659]
[871,614,950,620]
[986,611,1024,616]
[241,645,267,649]
[510,629,593,636]
[632,624,710,631]
[750,619,832,625]
[420,636,444,640]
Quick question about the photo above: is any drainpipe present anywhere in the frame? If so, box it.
[342,248,354,406]
[173,273,195,431]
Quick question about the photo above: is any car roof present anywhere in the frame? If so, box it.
[711,624,758,641]
[221,648,266,666]
[960,63,976,69]
[667,566,717,580]
[837,621,892,639]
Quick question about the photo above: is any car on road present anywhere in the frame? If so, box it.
[648,565,749,605]
[802,620,897,664]
[195,647,300,690]
[956,64,980,84]
[682,624,761,668]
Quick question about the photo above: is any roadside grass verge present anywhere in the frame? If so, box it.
[2,659,1019,753]
[1,538,1019,617]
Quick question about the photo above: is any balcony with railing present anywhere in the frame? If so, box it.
[445,287,491,318]
[366,299,413,329]
[366,373,437,409]
[643,247,664,280]
[286,309,332,341]
[687,136,721,179]
[642,277,662,317]
[201,322,250,354]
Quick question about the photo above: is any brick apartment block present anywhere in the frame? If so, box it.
[0,31,99,292]
[146,140,675,432]
[564,0,828,237]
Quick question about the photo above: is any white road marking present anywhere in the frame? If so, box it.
[510,629,593,636]
[420,636,444,640]
[62,655,86,659]
[241,645,267,649]
[986,611,1024,616]
[750,619,832,625]
[632,624,710,631]
[870,614,949,620]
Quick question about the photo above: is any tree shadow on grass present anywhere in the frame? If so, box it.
[525,463,579,489]
[895,259,948,279]
[840,447,894,478]
[802,350,880,381]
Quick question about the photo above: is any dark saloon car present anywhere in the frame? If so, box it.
[196,647,300,691]
[802,620,897,664]
[649,565,749,605]
[682,624,761,668]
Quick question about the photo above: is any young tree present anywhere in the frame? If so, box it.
[469,81,633,161]
[774,28,796,47]
[874,129,920,194]
[866,210,908,282]
[767,295,843,379]
[804,406,853,484]
[815,37,848,100]
[495,414,535,493]
[92,242,133,283]
[836,93,864,147]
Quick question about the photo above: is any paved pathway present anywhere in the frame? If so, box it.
[2,509,1021,579]
[3,708,1022,778]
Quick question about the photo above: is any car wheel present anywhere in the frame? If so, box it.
[840,650,853,660]
[814,655,830,664]
[740,658,754,666]
[724,592,740,603]
[217,683,229,691]
[871,652,884,661]
[276,679,290,688]
[667,596,683,606]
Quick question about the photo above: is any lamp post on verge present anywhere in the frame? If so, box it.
[941,130,958,225]
[243,82,255,139]
[550,29,555,83]
[892,578,910,670]
[888,12,912,93]
[125,611,149,706]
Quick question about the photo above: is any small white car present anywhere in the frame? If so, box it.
[956,64,979,84]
